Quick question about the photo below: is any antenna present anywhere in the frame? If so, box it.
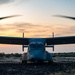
[22,32,24,51]
[52,32,54,51]
[23,32,24,38]
[45,32,54,51]
[22,32,28,51]
[52,32,54,38]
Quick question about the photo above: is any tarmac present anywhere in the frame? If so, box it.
[0,62,75,75]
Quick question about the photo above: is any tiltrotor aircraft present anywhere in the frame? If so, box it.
[0,15,75,63]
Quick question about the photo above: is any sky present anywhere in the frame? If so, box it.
[0,0,75,53]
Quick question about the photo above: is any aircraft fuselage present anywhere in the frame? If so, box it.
[22,38,53,63]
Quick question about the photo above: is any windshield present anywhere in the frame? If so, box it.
[29,43,44,50]
[37,44,44,49]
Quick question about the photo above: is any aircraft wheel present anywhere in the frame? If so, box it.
[48,60,53,64]
[38,60,44,63]
[22,60,27,64]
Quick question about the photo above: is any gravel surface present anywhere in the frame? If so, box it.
[0,62,75,75]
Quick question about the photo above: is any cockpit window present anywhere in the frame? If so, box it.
[29,44,36,50]
[29,43,44,50]
[37,44,43,49]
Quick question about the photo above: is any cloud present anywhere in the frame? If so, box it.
[0,22,75,37]
[0,0,15,4]
[0,0,29,5]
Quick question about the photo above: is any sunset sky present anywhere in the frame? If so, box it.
[0,0,75,53]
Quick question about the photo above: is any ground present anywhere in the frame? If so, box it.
[0,62,75,75]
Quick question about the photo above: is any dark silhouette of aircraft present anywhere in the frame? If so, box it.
[54,15,75,20]
[0,15,75,63]
[0,33,75,63]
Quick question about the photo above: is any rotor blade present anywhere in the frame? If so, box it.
[53,15,75,20]
[0,15,21,20]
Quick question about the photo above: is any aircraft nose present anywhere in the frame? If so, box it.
[28,50,46,60]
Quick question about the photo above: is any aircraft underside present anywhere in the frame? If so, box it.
[22,51,53,63]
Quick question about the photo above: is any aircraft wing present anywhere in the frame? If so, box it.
[0,36,75,45]
[0,36,29,45]
[46,36,75,45]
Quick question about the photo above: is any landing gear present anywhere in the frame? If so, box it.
[22,60,27,64]
[48,60,53,64]
[38,60,44,63]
